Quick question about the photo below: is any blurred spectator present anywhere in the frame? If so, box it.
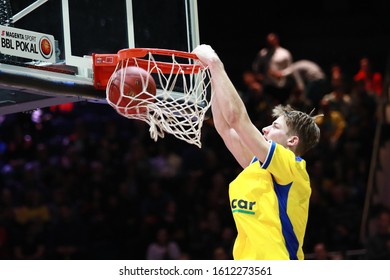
[149,143,182,179]
[12,221,47,260]
[325,183,362,252]
[146,227,181,260]
[312,242,331,260]
[139,180,173,230]
[213,246,229,260]
[330,64,344,84]
[0,188,14,225]
[0,224,11,259]
[285,86,312,113]
[365,208,390,259]
[252,32,294,104]
[207,172,230,213]
[270,59,329,109]
[240,70,273,128]
[353,57,383,98]
[47,204,86,259]
[316,98,347,150]
[217,226,235,260]
[240,70,264,104]
[321,68,352,119]
[13,189,51,225]
[304,178,330,252]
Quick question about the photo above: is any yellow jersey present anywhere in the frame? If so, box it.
[229,141,311,260]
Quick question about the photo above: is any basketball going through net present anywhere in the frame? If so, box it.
[93,48,212,148]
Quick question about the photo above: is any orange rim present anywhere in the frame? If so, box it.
[117,48,203,74]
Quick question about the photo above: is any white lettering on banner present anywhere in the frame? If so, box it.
[0,25,56,63]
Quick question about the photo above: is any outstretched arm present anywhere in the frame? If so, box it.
[210,75,253,168]
[193,45,271,167]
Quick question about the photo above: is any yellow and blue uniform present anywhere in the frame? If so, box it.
[229,141,311,260]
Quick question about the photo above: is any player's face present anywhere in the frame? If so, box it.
[262,116,289,147]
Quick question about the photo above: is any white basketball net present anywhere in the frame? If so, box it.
[106,51,213,148]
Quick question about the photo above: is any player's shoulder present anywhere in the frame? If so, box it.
[274,143,301,162]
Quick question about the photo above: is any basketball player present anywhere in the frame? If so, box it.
[192,44,322,260]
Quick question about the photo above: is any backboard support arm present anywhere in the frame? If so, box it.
[10,0,49,23]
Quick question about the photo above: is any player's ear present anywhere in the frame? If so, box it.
[287,135,299,148]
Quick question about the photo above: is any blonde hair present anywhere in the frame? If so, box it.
[272,105,322,155]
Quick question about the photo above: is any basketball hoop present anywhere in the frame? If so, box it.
[93,48,212,148]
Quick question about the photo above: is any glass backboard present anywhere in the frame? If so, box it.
[0,0,200,115]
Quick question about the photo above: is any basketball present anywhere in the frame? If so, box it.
[39,37,52,57]
[107,66,157,114]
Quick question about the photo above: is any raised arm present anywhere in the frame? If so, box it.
[193,45,271,167]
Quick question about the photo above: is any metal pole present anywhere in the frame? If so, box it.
[10,0,49,23]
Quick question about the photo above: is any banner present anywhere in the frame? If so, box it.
[0,25,56,63]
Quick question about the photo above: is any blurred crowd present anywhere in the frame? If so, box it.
[241,33,388,259]
[0,34,389,260]
[0,103,240,260]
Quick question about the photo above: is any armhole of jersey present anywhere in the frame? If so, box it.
[262,141,276,169]
[250,156,258,165]
[250,140,276,169]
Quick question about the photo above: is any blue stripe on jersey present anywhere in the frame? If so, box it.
[273,181,299,260]
[250,156,258,164]
[262,141,276,169]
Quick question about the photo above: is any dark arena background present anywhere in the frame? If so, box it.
[0,0,389,260]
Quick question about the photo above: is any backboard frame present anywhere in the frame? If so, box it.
[0,0,201,115]
[61,0,200,79]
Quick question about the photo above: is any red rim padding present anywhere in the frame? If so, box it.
[93,48,203,90]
